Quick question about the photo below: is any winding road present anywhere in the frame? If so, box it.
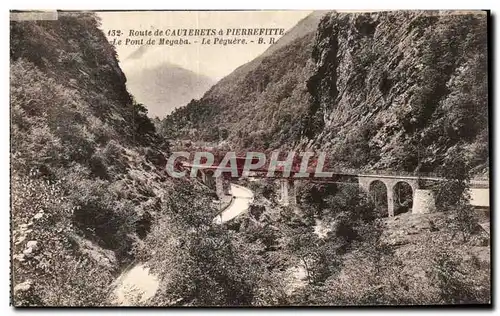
[214,184,254,224]
[112,183,253,305]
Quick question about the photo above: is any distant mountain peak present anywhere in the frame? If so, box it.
[125,45,149,61]
[125,62,215,118]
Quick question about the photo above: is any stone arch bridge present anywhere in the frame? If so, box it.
[182,163,489,217]
[277,173,489,216]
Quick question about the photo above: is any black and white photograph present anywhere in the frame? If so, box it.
[9,9,491,307]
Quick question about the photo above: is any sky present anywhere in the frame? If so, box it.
[98,11,311,80]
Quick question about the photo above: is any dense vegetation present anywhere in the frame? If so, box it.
[132,165,490,306]
[157,13,322,150]
[302,11,488,175]
[11,13,169,305]
[212,176,490,305]
[158,11,488,177]
[11,11,490,307]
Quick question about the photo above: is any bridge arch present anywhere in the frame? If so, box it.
[359,176,419,217]
[392,181,414,216]
[368,180,389,217]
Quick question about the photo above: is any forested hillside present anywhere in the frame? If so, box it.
[10,12,171,305]
[301,11,488,175]
[160,11,488,177]
[10,11,490,307]
[159,12,324,149]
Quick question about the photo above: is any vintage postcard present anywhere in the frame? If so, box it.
[10,10,490,307]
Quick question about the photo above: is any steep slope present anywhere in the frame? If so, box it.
[123,47,215,118]
[300,11,488,174]
[161,11,488,177]
[10,12,173,306]
[159,11,325,149]
[223,10,327,79]
[10,12,263,307]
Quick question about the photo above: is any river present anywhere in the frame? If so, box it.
[112,183,253,305]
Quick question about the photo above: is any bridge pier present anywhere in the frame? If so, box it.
[279,179,296,206]
[215,172,231,198]
[289,180,297,205]
[412,189,436,214]
[387,187,395,217]
[202,170,216,190]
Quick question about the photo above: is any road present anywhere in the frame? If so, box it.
[213,184,254,224]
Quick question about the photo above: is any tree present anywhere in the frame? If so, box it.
[436,146,479,242]
[142,182,264,306]
[285,228,319,282]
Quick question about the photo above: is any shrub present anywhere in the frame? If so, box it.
[12,174,114,306]
[429,250,490,304]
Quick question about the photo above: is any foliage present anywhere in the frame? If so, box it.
[238,178,489,306]
[10,13,168,306]
[12,175,114,306]
[142,182,265,306]
[429,250,490,304]
[436,146,479,242]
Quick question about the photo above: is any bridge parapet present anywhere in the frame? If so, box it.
[179,160,489,214]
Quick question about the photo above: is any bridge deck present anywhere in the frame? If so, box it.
[180,163,489,187]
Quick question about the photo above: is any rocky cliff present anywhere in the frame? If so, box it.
[301,11,488,174]
[161,11,488,176]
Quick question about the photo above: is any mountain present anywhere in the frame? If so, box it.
[10,13,174,306]
[10,11,490,307]
[160,11,488,176]
[223,10,327,79]
[159,11,325,148]
[300,11,488,174]
[10,12,264,306]
[122,47,215,118]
